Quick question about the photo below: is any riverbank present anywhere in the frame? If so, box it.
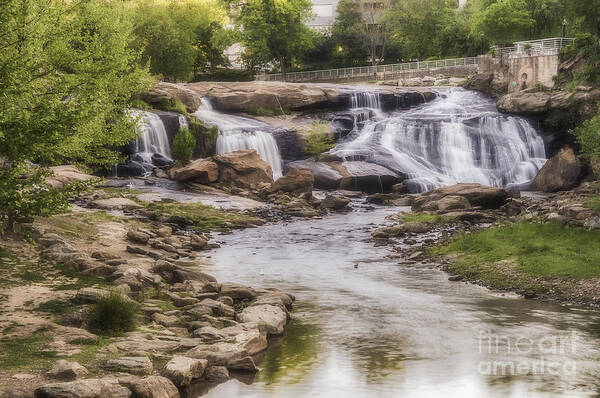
[0,180,297,397]
[370,182,600,308]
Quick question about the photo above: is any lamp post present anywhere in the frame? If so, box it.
[562,18,567,38]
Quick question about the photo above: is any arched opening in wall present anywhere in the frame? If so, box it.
[521,72,528,90]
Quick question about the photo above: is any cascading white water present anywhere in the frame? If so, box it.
[178,114,188,130]
[351,92,381,109]
[332,88,547,192]
[130,110,172,163]
[192,98,283,179]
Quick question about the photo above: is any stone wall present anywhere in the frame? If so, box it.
[507,55,560,92]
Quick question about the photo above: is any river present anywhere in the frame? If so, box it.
[199,203,600,398]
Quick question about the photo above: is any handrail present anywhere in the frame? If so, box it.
[255,56,479,82]
[256,37,574,83]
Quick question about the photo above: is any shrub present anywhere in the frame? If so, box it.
[171,128,197,165]
[88,291,139,336]
[304,121,334,159]
[189,121,219,158]
[572,107,600,177]
[154,98,188,114]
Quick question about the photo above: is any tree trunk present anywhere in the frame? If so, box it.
[6,212,15,233]
[280,57,286,80]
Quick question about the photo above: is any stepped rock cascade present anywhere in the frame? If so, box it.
[332,88,547,192]
[131,110,172,164]
[193,98,283,179]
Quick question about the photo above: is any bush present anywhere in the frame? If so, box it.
[189,121,219,158]
[572,107,600,176]
[88,291,139,336]
[154,98,188,115]
[304,121,335,159]
[172,128,197,165]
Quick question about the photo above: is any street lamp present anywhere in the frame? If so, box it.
[562,18,567,38]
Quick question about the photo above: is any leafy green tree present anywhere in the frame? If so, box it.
[132,0,229,81]
[304,122,334,159]
[172,127,197,165]
[237,0,314,75]
[331,0,368,66]
[0,0,150,231]
[572,109,600,176]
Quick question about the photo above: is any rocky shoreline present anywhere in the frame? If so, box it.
[368,182,600,308]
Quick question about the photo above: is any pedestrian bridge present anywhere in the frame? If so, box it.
[255,38,573,83]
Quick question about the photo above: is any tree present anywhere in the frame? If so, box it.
[572,108,600,176]
[304,122,334,159]
[0,0,151,231]
[172,128,197,165]
[358,0,391,66]
[132,0,229,81]
[237,0,314,76]
[331,0,368,66]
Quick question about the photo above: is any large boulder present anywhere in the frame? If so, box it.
[46,166,95,189]
[497,90,552,114]
[35,378,130,398]
[162,356,207,387]
[412,183,508,211]
[285,160,345,190]
[122,376,180,398]
[268,168,313,197]
[170,159,218,184]
[236,304,287,336]
[338,161,402,193]
[464,73,508,98]
[103,357,153,376]
[320,193,350,210]
[212,150,274,190]
[46,361,88,382]
[532,147,583,192]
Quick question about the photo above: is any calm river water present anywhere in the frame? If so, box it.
[200,204,600,398]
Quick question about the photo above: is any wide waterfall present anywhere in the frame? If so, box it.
[193,98,283,179]
[131,110,172,164]
[332,88,547,192]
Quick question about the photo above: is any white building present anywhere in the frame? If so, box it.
[307,0,340,30]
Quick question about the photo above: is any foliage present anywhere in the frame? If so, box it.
[0,0,150,231]
[190,122,219,158]
[172,128,197,165]
[131,0,230,81]
[0,165,99,232]
[571,108,600,175]
[330,0,369,66]
[236,0,315,74]
[143,201,262,232]
[88,291,139,336]
[559,34,600,88]
[436,221,600,280]
[153,98,188,115]
[304,121,334,159]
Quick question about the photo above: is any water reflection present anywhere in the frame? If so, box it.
[199,206,600,398]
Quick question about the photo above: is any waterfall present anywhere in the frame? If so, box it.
[130,110,172,163]
[332,88,547,192]
[192,98,283,179]
[178,114,188,130]
[350,92,381,110]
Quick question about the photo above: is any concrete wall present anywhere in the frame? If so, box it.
[507,55,559,92]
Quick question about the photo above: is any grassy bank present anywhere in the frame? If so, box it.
[434,222,600,297]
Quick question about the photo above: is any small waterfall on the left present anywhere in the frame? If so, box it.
[193,98,283,179]
[131,110,172,163]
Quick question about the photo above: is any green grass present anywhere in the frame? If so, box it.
[42,211,118,238]
[586,197,600,212]
[401,213,455,225]
[0,331,57,370]
[154,98,188,115]
[88,291,140,336]
[144,201,261,232]
[435,222,600,281]
[36,299,77,316]
[53,263,109,291]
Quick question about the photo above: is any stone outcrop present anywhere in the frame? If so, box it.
[35,378,130,398]
[285,160,401,193]
[169,159,219,184]
[46,165,95,189]
[532,147,583,192]
[143,81,435,114]
[268,168,314,198]
[320,193,350,210]
[497,87,600,116]
[45,361,88,382]
[464,73,508,98]
[496,90,551,114]
[103,357,154,376]
[162,356,207,387]
[212,150,274,190]
[412,183,509,211]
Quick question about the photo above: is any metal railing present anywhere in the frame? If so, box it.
[493,37,573,58]
[255,56,479,82]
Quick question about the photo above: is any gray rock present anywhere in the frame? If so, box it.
[127,230,150,244]
[219,283,257,301]
[122,376,179,398]
[236,304,287,335]
[35,378,130,398]
[162,356,207,387]
[103,357,153,376]
[203,366,229,383]
[320,194,350,210]
[46,360,88,382]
